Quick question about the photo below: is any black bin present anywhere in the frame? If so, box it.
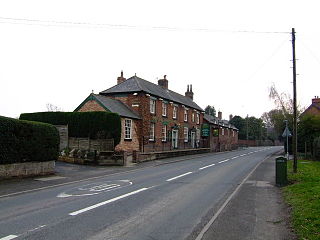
[275,156,287,186]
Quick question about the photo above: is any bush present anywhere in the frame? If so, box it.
[313,137,320,161]
[0,116,60,164]
[19,111,121,145]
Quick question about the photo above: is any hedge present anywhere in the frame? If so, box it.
[0,116,60,164]
[313,137,320,161]
[19,111,121,145]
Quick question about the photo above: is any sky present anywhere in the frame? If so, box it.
[1,0,320,120]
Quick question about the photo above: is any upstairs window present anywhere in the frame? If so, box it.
[192,113,195,122]
[221,128,225,136]
[184,109,188,122]
[150,99,156,114]
[233,130,235,137]
[173,106,177,119]
[124,119,132,139]
[162,102,167,117]
[196,113,200,124]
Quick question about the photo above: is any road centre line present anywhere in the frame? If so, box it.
[69,187,149,216]
[166,172,193,182]
[218,159,229,163]
[0,235,18,240]
[231,156,238,159]
[199,163,216,170]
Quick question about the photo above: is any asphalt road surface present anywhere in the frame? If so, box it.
[0,146,282,240]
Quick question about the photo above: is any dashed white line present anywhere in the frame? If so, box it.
[69,187,149,216]
[231,156,238,159]
[199,163,216,170]
[239,154,247,157]
[218,159,229,163]
[166,172,193,182]
[0,235,18,240]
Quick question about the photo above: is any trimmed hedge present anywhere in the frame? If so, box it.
[0,116,59,164]
[19,111,121,145]
[313,137,320,161]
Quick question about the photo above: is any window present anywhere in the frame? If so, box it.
[162,102,167,116]
[162,125,167,142]
[150,99,156,114]
[196,128,201,141]
[124,119,132,139]
[173,106,177,119]
[221,128,224,136]
[192,113,195,122]
[232,130,235,137]
[184,127,189,142]
[184,109,188,122]
[149,123,155,141]
[196,113,200,124]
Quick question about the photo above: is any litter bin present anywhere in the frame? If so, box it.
[275,156,287,186]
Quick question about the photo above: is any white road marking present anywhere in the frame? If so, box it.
[199,163,216,170]
[239,154,247,157]
[0,235,18,240]
[166,172,193,182]
[218,159,229,163]
[34,176,66,181]
[69,188,149,216]
[27,225,46,233]
[231,156,238,159]
[195,153,270,240]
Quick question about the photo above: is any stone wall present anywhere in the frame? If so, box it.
[68,137,114,151]
[0,161,55,179]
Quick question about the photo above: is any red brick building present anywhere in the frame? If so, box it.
[75,72,205,153]
[301,96,320,117]
[203,112,239,151]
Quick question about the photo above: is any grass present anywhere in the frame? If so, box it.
[283,159,320,240]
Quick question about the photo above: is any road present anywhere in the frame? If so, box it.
[0,146,281,240]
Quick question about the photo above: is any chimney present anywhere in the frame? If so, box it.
[117,71,126,85]
[312,96,320,104]
[229,114,233,121]
[218,111,222,120]
[158,75,168,89]
[185,84,194,100]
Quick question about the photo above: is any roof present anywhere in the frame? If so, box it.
[100,76,204,111]
[75,94,141,120]
[204,113,238,130]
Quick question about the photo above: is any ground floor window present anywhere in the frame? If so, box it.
[162,125,167,142]
[184,127,188,142]
[149,123,155,141]
[124,119,132,139]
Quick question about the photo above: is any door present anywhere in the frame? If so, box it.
[172,130,178,149]
[191,131,196,148]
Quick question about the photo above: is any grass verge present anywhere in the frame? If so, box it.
[283,159,320,240]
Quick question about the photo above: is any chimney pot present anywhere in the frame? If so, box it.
[158,75,168,89]
[218,111,222,120]
[117,71,126,84]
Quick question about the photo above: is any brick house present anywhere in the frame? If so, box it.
[203,112,238,151]
[301,96,320,117]
[75,72,206,153]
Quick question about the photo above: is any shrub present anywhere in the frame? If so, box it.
[313,137,320,161]
[19,111,121,145]
[0,116,59,164]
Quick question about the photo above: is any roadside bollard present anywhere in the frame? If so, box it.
[275,156,287,186]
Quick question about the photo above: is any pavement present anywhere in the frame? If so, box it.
[201,151,297,240]
[0,147,297,239]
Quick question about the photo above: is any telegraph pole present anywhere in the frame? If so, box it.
[292,28,298,173]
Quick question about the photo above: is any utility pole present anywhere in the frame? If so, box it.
[292,28,298,173]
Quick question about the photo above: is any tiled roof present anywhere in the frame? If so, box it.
[204,113,238,130]
[75,94,141,120]
[100,76,204,111]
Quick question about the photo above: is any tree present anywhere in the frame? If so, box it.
[298,114,320,156]
[230,115,267,140]
[205,105,216,117]
[46,103,63,112]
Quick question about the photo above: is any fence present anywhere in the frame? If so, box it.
[142,137,209,153]
[68,137,114,152]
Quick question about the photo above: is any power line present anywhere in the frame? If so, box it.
[0,16,290,34]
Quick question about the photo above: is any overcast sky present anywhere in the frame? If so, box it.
[1,0,319,120]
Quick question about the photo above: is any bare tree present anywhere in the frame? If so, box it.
[46,103,63,112]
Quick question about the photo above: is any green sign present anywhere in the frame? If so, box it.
[202,124,210,137]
